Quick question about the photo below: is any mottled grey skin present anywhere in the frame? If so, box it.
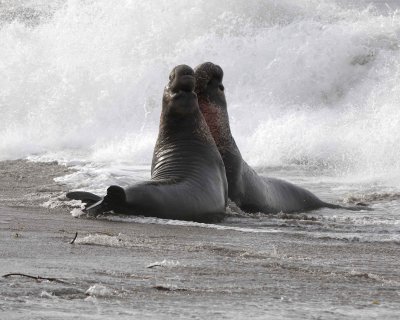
[194,62,340,214]
[67,65,228,222]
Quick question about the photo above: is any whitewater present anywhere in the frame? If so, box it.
[0,0,399,319]
[1,0,399,175]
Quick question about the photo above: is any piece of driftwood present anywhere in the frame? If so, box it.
[2,273,67,284]
[70,232,78,244]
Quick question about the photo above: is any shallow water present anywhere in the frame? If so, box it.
[1,160,399,319]
[1,0,400,318]
[1,203,400,320]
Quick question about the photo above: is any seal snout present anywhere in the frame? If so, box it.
[194,62,224,94]
[169,65,195,93]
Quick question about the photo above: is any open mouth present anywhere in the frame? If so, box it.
[170,90,197,99]
[169,75,195,95]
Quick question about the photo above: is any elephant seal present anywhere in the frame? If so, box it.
[194,62,345,213]
[67,65,228,222]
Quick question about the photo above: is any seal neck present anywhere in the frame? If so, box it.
[198,99,236,152]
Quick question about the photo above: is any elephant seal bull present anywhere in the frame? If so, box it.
[194,62,344,214]
[67,65,228,222]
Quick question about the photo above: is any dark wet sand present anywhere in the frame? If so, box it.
[0,160,399,319]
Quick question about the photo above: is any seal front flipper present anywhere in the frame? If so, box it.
[66,191,102,206]
[67,187,127,216]
[83,198,109,216]
[83,185,126,216]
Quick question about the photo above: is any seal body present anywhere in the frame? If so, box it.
[194,62,335,213]
[67,65,228,222]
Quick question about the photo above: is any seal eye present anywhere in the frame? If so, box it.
[218,84,224,91]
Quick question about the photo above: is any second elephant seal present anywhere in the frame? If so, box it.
[194,62,343,213]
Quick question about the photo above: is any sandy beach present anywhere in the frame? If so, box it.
[0,160,399,319]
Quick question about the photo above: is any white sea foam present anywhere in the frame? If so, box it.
[85,284,115,297]
[1,0,400,187]
[76,233,131,247]
[147,259,180,268]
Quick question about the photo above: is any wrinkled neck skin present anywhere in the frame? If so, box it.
[159,88,213,145]
[151,90,216,181]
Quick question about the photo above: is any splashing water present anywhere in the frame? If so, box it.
[0,0,399,186]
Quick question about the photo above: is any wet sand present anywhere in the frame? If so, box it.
[0,160,399,319]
